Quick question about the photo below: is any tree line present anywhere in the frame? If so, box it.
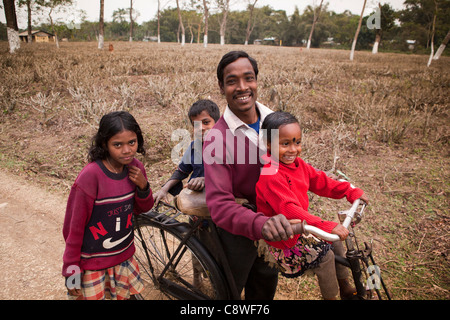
[2,0,450,56]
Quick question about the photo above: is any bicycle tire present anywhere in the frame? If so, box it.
[133,214,229,300]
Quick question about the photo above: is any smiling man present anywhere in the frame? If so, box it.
[203,51,297,300]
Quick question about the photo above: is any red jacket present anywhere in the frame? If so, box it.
[256,156,363,249]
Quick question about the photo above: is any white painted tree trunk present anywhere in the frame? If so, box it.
[98,34,104,49]
[427,42,434,67]
[204,34,208,48]
[181,34,185,46]
[350,39,357,61]
[433,43,446,60]
[372,40,379,54]
[220,35,225,46]
[306,39,311,49]
[7,27,20,54]
[433,30,450,60]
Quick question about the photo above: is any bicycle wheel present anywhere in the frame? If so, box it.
[133,214,229,300]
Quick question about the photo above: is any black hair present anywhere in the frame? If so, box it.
[188,99,220,124]
[216,51,259,85]
[88,111,145,162]
[262,111,300,144]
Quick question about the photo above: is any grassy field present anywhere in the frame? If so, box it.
[0,41,448,300]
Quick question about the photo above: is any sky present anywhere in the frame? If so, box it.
[2,0,407,30]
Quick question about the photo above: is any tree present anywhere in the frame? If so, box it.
[2,0,20,53]
[98,0,104,49]
[129,0,133,41]
[306,0,323,50]
[202,0,209,47]
[244,0,258,45]
[17,0,34,44]
[433,29,450,59]
[350,0,367,60]
[157,0,161,43]
[36,0,74,48]
[176,0,185,45]
[427,0,437,66]
[217,0,230,45]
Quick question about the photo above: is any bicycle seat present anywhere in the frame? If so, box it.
[174,188,250,217]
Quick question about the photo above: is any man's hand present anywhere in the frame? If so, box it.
[261,214,296,242]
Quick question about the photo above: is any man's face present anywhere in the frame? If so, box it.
[219,57,258,117]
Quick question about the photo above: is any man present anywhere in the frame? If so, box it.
[203,51,297,300]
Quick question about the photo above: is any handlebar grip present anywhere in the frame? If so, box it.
[291,199,363,242]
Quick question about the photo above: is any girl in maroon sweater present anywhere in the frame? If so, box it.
[256,111,368,299]
[62,111,154,299]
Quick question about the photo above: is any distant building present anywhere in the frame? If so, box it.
[406,39,416,50]
[19,30,55,43]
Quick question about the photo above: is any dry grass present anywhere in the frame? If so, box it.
[0,41,449,299]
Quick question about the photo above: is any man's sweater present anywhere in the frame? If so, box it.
[203,116,270,240]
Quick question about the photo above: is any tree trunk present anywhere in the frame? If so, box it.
[372,4,382,54]
[433,29,450,60]
[350,0,367,61]
[98,0,104,49]
[219,0,230,46]
[203,0,208,48]
[26,0,32,44]
[3,0,20,53]
[157,0,161,44]
[245,0,258,45]
[427,0,437,67]
[372,31,381,54]
[176,0,185,46]
[307,0,323,50]
[48,7,59,48]
[129,0,133,42]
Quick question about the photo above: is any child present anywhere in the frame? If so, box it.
[153,99,220,203]
[255,111,369,300]
[62,111,154,300]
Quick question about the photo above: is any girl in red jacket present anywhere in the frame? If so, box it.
[256,111,368,300]
[62,111,154,300]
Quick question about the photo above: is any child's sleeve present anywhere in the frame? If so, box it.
[307,165,364,203]
[62,184,95,278]
[260,175,338,233]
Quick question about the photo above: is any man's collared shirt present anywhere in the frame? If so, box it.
[222,102,273,154]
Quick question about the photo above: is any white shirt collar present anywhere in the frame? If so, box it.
[223,102,273,136]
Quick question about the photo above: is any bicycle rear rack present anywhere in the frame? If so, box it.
[140,202,188,227]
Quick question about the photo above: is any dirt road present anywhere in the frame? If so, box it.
[0,169,68,300]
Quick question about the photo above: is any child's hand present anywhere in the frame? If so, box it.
[186,177,205,191]
[128,165,148,190]
[359,192,369,205]
[331,224,349,241]
[67,287,82,297]
[153,189,169,204]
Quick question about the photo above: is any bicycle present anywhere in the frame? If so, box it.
[298,198,391,300]
[133,196,391,300]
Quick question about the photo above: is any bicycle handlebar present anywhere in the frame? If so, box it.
[293,199,366,242]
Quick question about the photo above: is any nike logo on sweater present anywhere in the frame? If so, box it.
[102,231,132,249]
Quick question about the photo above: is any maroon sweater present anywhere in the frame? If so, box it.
[203,117,270,240]
[62,159,153,277]
[256,156,364,249]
